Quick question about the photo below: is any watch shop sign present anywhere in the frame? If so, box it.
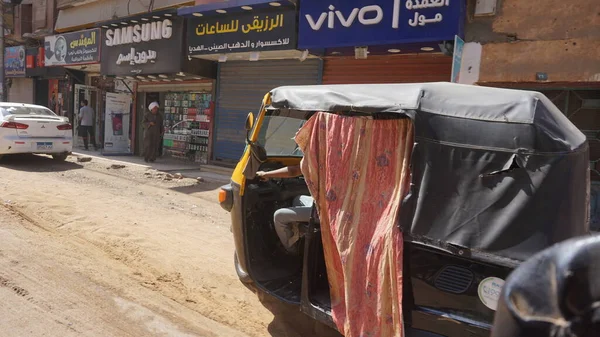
[187,7,297,55]
[101,17,184,76]
[298,0,466,49]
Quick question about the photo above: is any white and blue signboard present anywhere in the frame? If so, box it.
[298,0,466,50]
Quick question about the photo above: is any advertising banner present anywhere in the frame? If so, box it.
[101,18,184,76]
[4,46,26,77]
[44,29,101,66]
[187,7,297,55]
[104,92,132,154]
[298,0,465,49]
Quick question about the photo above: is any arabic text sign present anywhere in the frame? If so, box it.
[4,46,26,77]
[101,18,184,76]
[44,29,101,66]
[187,7,297,55]
[299,0,465,49]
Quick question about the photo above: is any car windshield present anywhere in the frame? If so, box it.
[0,106,56,117]
[256,109,313,157]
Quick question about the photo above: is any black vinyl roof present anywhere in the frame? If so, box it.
[269,82,586,153]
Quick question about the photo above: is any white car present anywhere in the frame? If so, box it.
[0,103,73,161]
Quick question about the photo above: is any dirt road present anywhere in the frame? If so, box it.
[0,154,341,337]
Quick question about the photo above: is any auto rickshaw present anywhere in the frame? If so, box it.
[219,83,590,337]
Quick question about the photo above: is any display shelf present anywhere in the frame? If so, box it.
[161,91,213,164]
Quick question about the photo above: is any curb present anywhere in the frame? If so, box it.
[71,152,231,184]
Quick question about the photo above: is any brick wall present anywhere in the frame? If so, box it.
[466,0,600,83]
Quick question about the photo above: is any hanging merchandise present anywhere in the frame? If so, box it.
[162,91,213,164]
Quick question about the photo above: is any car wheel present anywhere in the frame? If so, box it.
[52,153,69,161]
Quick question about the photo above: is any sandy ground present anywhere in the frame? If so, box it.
[0,154,341,337]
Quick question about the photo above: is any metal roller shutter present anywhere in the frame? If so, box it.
[214,59,321,162]
[323,54,452,84]
[8,78,35,104]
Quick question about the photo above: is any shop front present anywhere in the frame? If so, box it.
[44,28,102,149]
[299,0,466,84]
[4,45,33,104]
[98,9,217,161]
[179,0,321,163]
[23,47,69,114]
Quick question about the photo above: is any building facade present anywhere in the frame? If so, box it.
[2,0,599,223]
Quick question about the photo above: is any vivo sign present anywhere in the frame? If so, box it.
[306,2,398,30]
[298,0,465,50]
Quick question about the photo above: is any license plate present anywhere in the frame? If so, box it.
[36,142,53,150]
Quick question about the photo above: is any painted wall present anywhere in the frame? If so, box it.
[465,0,600,83]
[8,78,35,104]
[55,0,194,31]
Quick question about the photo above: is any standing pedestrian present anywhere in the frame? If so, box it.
[78,99,97,150]
[143,102,163,163]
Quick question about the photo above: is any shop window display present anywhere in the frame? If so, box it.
[162,92,212,164]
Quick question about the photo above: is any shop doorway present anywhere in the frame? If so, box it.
[135,92,161,155]
[35,80,49,108]
[73,84,100,149]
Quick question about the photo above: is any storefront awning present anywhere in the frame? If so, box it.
[178,0,296,17]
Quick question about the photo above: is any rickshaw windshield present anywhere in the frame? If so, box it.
[256,109,311,157]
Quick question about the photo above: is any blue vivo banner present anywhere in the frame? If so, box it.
[298,0,465,49]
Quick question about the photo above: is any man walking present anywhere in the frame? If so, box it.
[78,99,97,150]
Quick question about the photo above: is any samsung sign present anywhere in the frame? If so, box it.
[105,19,173,47]
[298,0,465,49]
[101,18,184,76]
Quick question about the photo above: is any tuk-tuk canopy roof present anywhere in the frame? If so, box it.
[269,82,586,153]
[269,83,589,263]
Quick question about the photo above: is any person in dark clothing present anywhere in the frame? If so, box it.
[143,102,163,163]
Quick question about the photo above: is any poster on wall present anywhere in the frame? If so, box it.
[44,29,101,66]
[104,92,132,155]
[4,46,26,77]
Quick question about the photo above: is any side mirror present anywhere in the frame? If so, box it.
[245,112,254,131]
[245,112,254,143]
